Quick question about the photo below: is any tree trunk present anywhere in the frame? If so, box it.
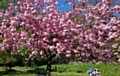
[43,49,56,76]
[46,57,52,76]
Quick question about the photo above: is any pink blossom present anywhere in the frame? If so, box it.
[53,38,58,42]
[118,46,120,52]
[32,51,38,56]
[57,48,61,54]
[66,54,71,58]
[0,0,120,65]
[40,51,44,55]
[73,50,79,53]
[66,50,71,54]
[112,43,118,49]
[44,0,54,3]
[118,59,120,63]
[54,1,58,5]
[25,58,29,60]
[49,46,55,51]
[11,50,16,55]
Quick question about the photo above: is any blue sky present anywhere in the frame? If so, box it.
[56,0,73,12]
[57,0,120,11]
[56,0,120,17]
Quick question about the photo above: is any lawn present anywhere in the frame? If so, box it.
[0,63,120,76]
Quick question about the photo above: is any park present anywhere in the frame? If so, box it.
[0,0,120,76]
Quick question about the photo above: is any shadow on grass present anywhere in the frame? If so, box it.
[0,68,46,76]
[0,67,58,76]
[0,69,23,76]
[27,68,46,75]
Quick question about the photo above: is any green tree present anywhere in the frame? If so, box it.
[0,53,16,70]
[0,0,9,10]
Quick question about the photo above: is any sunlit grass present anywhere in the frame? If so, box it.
[52,72,87,76]
[0,63,120,76]
[44,63,120,76]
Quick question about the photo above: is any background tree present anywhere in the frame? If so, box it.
[0,0,9,10]
[0,52,16,70]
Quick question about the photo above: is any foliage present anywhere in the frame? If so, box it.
[0,0,9,10]
[0,53,16,70]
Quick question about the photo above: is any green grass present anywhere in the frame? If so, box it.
[44,63,120,76]
[52,72,87,76]
[3,73,35,76]
[0,63,120,76]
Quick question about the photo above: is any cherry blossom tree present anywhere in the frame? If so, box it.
[0,0,120,76]
[72,0,120,63]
